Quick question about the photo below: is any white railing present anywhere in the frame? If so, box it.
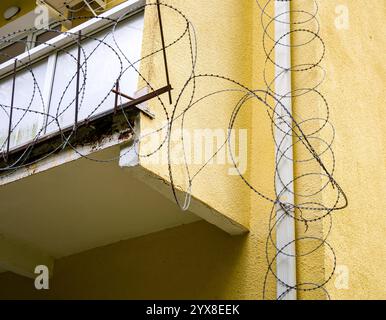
[0,0,144,153]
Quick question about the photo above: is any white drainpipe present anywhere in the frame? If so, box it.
[274,0,297,300]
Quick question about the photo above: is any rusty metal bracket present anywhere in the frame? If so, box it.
[113,85,172,120]
[1,84,172,168]
[112,87,135,102]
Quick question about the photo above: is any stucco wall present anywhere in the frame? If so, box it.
[318,0,386,300]
[138,0,255,230]
[292,0,386,299]
[0,0,385,300]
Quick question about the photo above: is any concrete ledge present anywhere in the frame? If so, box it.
[119,144,249,236]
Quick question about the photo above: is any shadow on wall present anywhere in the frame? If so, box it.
[0,221,248,299]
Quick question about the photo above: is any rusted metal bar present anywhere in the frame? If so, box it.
[122,85,172,108]
[114,81,120,114]
[75,30,82,131]
[116,85,173,119]
[5,59,17,161]
[156,0,172,105]
[112,89,135,101]
[4,84,172,161]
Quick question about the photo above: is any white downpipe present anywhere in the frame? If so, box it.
[274,0,297,300]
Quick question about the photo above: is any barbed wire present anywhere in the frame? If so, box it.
[0,0,347,299]
[256,0,347,299]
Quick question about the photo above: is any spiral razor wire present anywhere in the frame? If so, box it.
[0,1,347,299]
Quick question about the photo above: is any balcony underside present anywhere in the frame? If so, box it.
[0,141,200,261]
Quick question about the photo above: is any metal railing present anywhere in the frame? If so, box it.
[0,0,146,160]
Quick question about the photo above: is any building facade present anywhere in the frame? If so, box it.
[0,0,384,300]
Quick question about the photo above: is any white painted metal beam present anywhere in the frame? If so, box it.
[274,0,297,300]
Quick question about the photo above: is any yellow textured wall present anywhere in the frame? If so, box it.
[0,0,384,300]
[292,0,386,299]
[290,0,332,300]
[137,0,277,298]
[319,0,386,300]
[138,0,253,229]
